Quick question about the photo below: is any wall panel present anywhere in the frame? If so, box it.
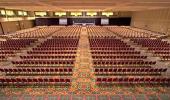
[131,8,170,35]
[0,20,35,34]
[19,20,35,30]
[1,21,20,34]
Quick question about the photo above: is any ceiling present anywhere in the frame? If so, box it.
[0,0,170,11]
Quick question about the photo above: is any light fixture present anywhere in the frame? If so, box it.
[71,12,82,16]
[86,12,97,16]
[102,12,113,17]
[55,12,66,16]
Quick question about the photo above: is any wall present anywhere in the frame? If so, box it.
[19,20,35,30]
[131,8,170,35]
[1,21,20,34]
[119,11,132,17]
[0,20,35,34]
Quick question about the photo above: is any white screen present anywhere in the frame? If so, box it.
[101,19,109,25]
[59,18,67,25]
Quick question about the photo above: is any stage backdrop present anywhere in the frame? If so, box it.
[109,17,131,26]
[67,18,101,25]
[35,17,131,26]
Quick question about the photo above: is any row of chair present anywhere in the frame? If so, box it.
[93,60,156,65]
[0,78,71,85]
[20,56,76,59]
[27,51,76,54]
[91,51,140,54]
[92,56,147,59]
[90,47,135,50]
[32,47,77,50]
[0,47,21,50]
[12,60,74,65]
[96,77,170,85]
[161,56,170,61]
[94,68,167,74]
[0,68,73,74]
[148,47,170,50]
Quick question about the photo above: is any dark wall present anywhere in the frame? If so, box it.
[95,18,101,25]
[47,18,59,25]
[67,18,73,25]
[36,17,131,26]
[109,17,131,26]
[35,18,59,26]
[35,18,48,26]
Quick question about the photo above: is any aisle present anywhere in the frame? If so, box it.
[70,27,97,94]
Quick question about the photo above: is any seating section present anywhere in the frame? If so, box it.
[12,38,78,67]
[0,39,37,62]
[88,26,169,86]
[0,26,169,88]
[123,26,166,38]
[107,26,152,38]
[131,38,170,61]
[11,26,63,38]
[0,26,80,87]
[52,26,81,38]
[90,38,156,67]
[87,26,115,38]
[8,27,40,37]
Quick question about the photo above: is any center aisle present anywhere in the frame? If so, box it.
[70,27,97,94]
